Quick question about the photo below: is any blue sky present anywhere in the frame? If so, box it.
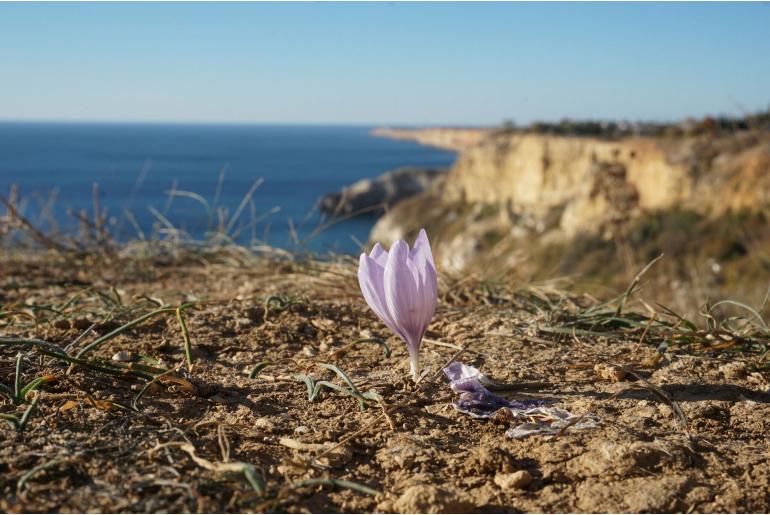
[1,2,768,125]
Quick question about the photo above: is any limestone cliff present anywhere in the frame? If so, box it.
[371,131,770,286]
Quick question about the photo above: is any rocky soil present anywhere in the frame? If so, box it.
[1,248,769,513]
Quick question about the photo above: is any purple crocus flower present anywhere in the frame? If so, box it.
[358,229,438,382]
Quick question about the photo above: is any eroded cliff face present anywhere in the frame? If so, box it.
[371,131,770,281]
[442,133,770,236]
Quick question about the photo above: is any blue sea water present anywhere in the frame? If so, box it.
[0,123,456,254]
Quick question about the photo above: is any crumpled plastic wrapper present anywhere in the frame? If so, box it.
[443,362,599,438]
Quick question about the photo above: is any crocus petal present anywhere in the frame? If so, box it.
[409,229,438,327]
[409,257,437,341]
[358,253,404,340]
[444,362,600,437]
[404,258,433,364]
[443,362,543,418]
[418,256,438,329]
[410,228,435,269]
[369,242,389,268]
[383,240,423,347]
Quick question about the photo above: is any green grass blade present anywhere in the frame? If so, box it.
[319,363,361,395]
[313,381,368,411]
[0,337,68,356]
[75,303,195,358]
[248,361,270,379]
[294,374,316,401]
[18,396,39,432]
[20,376,55,400]
[175,306,194,371]
[242,466,265,496]
[132,369,173,410]
[17,458,62,491]
[294,477,381,496]
[351,337,391,358]
[14,353,22,401]
[0,413,20,430]
[710,299,769,332]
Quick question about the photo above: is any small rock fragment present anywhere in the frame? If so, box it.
[311,318,335,331]
[254,417,276,431]
[494,470,533,490]
[594,363,627,382]
[302,345,317,357]
[111,350,134,362]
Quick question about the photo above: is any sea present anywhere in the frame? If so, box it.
[0,123,456,254]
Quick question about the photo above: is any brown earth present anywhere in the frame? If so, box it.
[1,248,769,513]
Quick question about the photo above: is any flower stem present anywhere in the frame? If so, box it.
[409,351,420,383]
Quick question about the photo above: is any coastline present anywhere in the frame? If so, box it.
[0,124,457,254]
[369,126,491,152]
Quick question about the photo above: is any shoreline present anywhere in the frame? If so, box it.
[369,126,492,152]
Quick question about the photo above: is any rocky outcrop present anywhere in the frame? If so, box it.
[441,134,696,236]
[370,131,770,274]
[317,167,445,218]
[370,127,492,152]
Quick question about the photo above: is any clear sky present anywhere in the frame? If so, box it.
[1,2,769,126]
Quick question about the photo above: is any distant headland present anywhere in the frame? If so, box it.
[369,127,492,152]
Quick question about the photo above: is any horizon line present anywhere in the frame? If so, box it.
[0,105,770,129]
[0,118,495,129]
[1,106,768,129]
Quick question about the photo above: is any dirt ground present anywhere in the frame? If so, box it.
[1,248,769,513]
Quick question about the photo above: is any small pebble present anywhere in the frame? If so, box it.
[594,363,627,382]
[302,345,317,357]
[111,350,134,362]
[294,425,310,434]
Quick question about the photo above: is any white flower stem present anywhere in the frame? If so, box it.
[409,351,420,383]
